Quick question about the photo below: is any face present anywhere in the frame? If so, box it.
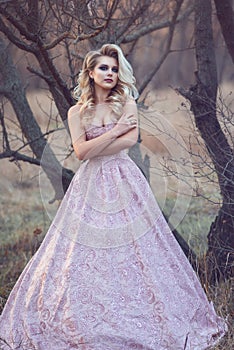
[89,56,118,91]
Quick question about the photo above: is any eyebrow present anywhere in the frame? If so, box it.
[99,64,118,68]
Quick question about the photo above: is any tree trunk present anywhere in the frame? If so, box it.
[24,0,73,128]
[178,0,234,283]
[34,49,73,129]
[214,0,234,64]
[0,38,74,199]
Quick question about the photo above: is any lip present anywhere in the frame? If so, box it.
[104,79,113,83]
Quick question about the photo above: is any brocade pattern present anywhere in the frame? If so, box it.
[0,124,227,349]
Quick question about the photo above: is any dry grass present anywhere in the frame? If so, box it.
[206,281,233,349]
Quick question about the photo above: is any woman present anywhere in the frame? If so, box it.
[0,44,227,349]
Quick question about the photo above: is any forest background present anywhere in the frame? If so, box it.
[0,1,233,348]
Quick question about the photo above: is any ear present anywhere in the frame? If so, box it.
[89,71,93,79]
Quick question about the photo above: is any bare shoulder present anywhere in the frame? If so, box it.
[67,103,85,137]
[123,96,138,113]
[67,104,81,119]
[124,96,137,105]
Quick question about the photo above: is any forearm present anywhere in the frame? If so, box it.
[97,133,137,156]
[69,99,138,160]
[73,128,118,160]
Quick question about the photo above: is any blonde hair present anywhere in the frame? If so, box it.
[73,44,138,122]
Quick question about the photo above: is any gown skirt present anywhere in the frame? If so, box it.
[0,124,227,350]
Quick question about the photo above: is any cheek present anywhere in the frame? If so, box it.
[98,71,105,79]
[93,69,102,79]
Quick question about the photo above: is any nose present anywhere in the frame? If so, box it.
[107,69,113,76]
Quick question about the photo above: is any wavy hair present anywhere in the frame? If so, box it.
[73,44,138,123]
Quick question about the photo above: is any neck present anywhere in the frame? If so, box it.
[94,86,110,104]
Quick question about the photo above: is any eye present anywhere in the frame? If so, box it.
[99,65,108,71]
[112,67,118,73]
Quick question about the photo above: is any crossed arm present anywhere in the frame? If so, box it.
[68,99,138,161]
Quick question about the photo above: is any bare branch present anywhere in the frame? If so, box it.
[73,25,106,44]
[0,108,10,151]
[104,0,119,30]
[138,0,185,95]
[0,149,40,165]
[43,32,75,50]
[115,1,152,43]
[27,65,54,84]
[122,3,194,43]
[0,17,36,53]
[10,127,65,155]
[64,39,76,87]
[0,6,38,42]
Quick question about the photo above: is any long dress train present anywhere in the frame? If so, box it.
[0,123,227,350]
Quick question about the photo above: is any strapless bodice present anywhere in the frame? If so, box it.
[85,123,115,141]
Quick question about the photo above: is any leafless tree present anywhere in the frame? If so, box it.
[214,0,234,64]
[0,38,74,201]
[178,0,234,283]
[0,0,192,197]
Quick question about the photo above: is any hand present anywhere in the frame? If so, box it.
[113,113,137,137]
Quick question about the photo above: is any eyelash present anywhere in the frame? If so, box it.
[99,66,118,73]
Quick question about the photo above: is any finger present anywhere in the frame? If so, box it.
[126,114,134,120]
[129,118,137,125]
[129,123,137,129]
[119,113,127,122]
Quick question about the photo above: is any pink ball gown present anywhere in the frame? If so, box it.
[0,123,227,349]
